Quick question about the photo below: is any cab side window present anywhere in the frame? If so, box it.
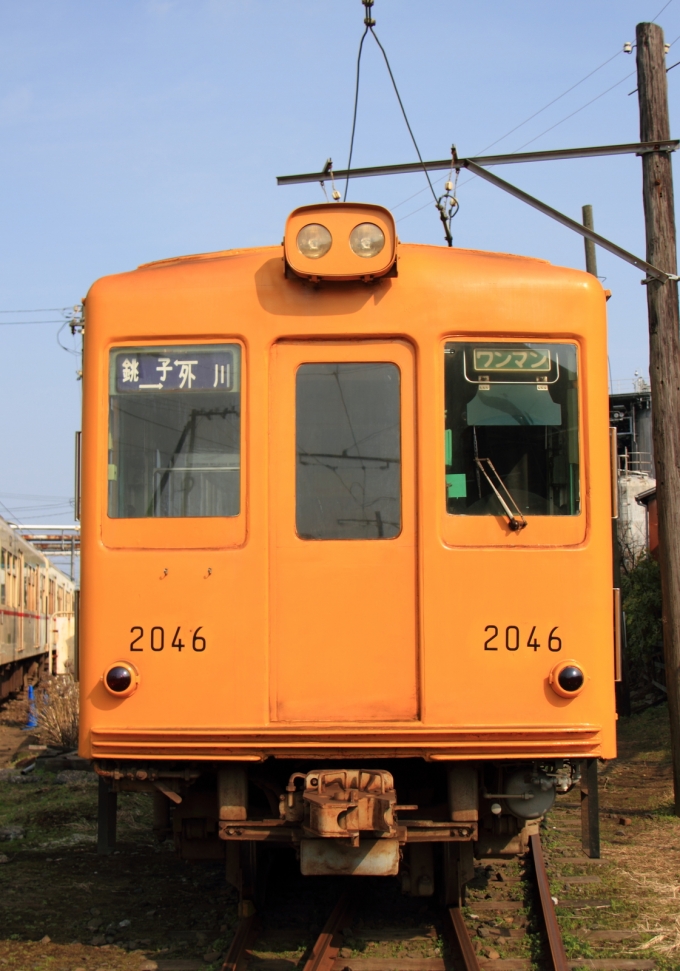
[444,342,580,517]
[108,344,241,519]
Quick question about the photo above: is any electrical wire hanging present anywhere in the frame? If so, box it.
[390,45,627,219]
[344,21,370,201]
[393,6,679,222]
[395,58,643,225]
[343,0,459,243]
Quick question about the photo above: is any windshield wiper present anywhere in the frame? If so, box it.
[474,457,527,531]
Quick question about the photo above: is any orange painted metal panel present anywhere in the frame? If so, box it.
[269,341,418,722]
[78,231,616,762]
[284,203,397,281]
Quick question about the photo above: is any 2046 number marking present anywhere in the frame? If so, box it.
[130,626,206,652]
[483,625,561,652]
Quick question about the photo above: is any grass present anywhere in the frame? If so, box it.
[544,703,680,970]
[0,763,236,970]
[0,702,677,970]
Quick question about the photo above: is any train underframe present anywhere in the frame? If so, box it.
[0,653,48,700]
[95,756,582,908]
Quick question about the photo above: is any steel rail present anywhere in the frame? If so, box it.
[448,833,568,971]
[276,139,678,184]
[448,906,482,971]
[301,891,353,971]
[221,913,257,971]
[530,832,569,971]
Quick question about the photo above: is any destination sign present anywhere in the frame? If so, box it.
[113,347,239,393]
[472,348,551,372]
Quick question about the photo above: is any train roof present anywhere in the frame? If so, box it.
[135,242,552,272]
[0,516,75,586]
[88,239,601,297]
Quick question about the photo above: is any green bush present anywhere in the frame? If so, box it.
[621,554,663,678]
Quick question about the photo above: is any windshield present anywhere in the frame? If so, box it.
[296,362,401,540]
[444,342,580,517]
[108,344,241,518]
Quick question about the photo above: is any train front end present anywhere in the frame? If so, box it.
[79,203,617,903]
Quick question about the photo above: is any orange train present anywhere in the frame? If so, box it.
[78,202,618,902]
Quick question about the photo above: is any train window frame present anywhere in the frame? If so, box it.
[440,337,587,549]
[295,361,403,541]
[101,338,246,551]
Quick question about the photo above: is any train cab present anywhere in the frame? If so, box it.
[79,202,617,903]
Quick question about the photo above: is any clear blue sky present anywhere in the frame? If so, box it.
[0,0,677,524]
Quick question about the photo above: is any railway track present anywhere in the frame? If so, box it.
[218,833,656,971]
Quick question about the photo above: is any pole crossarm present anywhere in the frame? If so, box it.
[462,159,673,283]
[276,140,679,186]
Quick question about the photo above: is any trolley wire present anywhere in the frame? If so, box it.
[652,0,675,21]
[0,307,74,314]
[0,305,82,326]
[395,61,651,224]
[344,23,370,201]
[0,303,84,373]
[344,0,438,213]
[392,2,680,224]
[470,50,625,160]
[514,69,637,151]
[0,319,68,326]
[0,491,73,519]
[391,49,627,219]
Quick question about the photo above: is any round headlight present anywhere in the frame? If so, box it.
[349,222,385,258]
[558,665,585,693]
[297,224,332,259]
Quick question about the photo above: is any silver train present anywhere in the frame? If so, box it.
[0,517,76,698]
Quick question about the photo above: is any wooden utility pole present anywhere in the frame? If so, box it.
[586,201,634,718]
[637,21,680,814]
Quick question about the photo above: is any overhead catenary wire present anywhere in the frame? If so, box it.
[652,0,675,21]
[344,25,370,201]
[392,4,680,222]
[0,319,70,326]
[395,65,643,224]
[471,50,625,160]
[0,304,82,325]
[514,70,637,151]
[0,498,18,523]
[0,307,75,314]
[391,49,627,217]
[0,492,73,500]
[344,0,437,209]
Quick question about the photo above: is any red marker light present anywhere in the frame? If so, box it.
[103,662,139,697]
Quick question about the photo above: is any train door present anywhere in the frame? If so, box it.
[269,340,419,722]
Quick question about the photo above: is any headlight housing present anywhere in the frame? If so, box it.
[283,203,397,281]
[103,661,139,698]
[549,659,586,698]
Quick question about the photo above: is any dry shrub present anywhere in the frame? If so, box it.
[613,826,680,955]
[36,674,79,751]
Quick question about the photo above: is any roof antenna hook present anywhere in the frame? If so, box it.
[319,159,341,202]
[436,145,460,248]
